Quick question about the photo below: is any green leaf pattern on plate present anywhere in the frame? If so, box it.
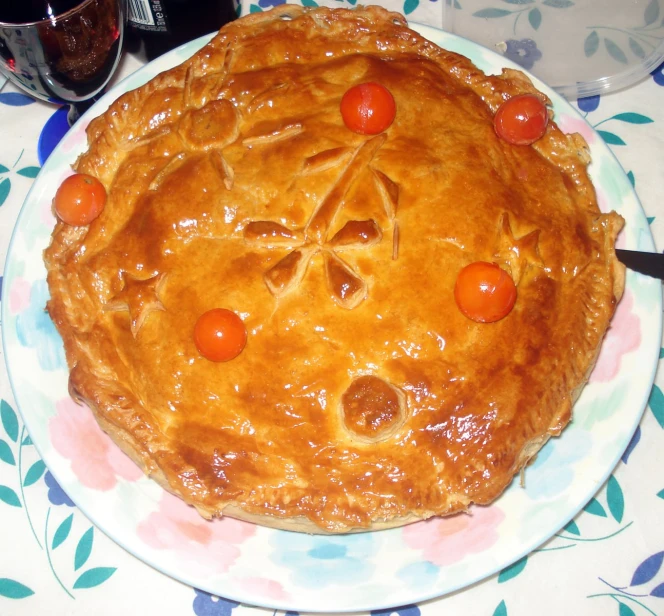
[618,602,637,616]
[0,398,117,598]
[629,37,646,58]
[466,0,663,67]
[0,178,10,207]
[580,0,664,64]
[52,513,74,550]
[16,166,40,179]
[497,556,528,583]
[585,31,600,56]
[587,110,655,150]
[22,460,46,487]
[0,484,21,507]
[644,0,660,25]
[403,0,419,15]
[611,112,654,124]
[605,38,629,64]
[0,439,15,466]
[471,0,574,34]
[563,519,581,535]
[597,130,627,146]
[584,497,608,517]
[73,567,117,590]
[607,476,625,523]
[75,528,94,571]
[0,149,40,207]
[648,384,664,428]
[1,400,18,443]
[528,7,541,29]
[0,578,35,599]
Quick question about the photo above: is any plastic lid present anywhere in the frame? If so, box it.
[442,0,664,99]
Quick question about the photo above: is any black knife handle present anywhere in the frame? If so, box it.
[615,249,664,280]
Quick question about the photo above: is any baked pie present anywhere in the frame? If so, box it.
[45,5,625,533]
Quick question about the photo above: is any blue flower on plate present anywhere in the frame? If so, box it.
[270,530,375,589]
[38,107,70,165]
[652,59,664,86]
[525,429,590,499]
[258,0,286,7]
[371,605,421,616]
[44,471,75,507]
[577,95,600,113]
[0,92,35,107]
[15,279,67,371]
[503,39,542,71]
[396,561,439,590]
[192,589,239,616]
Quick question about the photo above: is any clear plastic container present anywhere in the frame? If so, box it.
[441,0,664,99]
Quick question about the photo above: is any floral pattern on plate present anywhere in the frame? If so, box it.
[0,24,660,613]
[137,492,256,575]
[49,397,143,491]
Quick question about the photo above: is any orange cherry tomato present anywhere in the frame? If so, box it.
[340,82,396,135]
[53,173,106,226]
[454,262,517,323]
[494,94,548,145]
[194,308,247,362]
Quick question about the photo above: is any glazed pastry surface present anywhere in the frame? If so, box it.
[45,5,624,532]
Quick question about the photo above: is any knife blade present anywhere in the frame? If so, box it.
[615,249,664,280]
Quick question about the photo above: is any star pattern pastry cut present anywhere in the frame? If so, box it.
[244,135,395,309]
[494,212,544,284]
[105,272,166,337]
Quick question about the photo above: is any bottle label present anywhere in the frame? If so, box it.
[127,0,170,33]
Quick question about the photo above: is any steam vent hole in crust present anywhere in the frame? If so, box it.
[340,375,407,442]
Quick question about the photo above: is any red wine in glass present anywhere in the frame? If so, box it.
[0,0,126,125]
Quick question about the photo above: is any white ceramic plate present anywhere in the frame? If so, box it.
[2,24,661,613]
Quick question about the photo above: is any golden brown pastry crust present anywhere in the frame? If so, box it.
[45,5,624,533]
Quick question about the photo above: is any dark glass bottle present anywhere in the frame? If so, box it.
[126,0,237,61]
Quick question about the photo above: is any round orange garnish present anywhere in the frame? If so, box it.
[340,82,396,135]
[54,173,106,226]
[494,94,548,145]
[454,261,517,323]
[194,308,247,362]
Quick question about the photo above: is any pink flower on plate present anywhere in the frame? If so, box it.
[556,115,596,145]
[402,505,505,566]
[9,277,31,314]
[590,289,640,382]
[235,576,290,602]
[49,397,142,490]
[41,198,56,227]
[137,491,257,575]
[59,123,90,155]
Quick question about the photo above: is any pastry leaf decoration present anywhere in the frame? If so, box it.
[245,136,399,309]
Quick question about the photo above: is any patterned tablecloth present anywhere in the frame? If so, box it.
[1,1,663,615]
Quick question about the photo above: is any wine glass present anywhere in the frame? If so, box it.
[0,0,126,126]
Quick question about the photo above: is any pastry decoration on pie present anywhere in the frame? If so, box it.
[44,5,625,533]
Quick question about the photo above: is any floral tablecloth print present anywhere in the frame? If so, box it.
[1,1,663,615]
